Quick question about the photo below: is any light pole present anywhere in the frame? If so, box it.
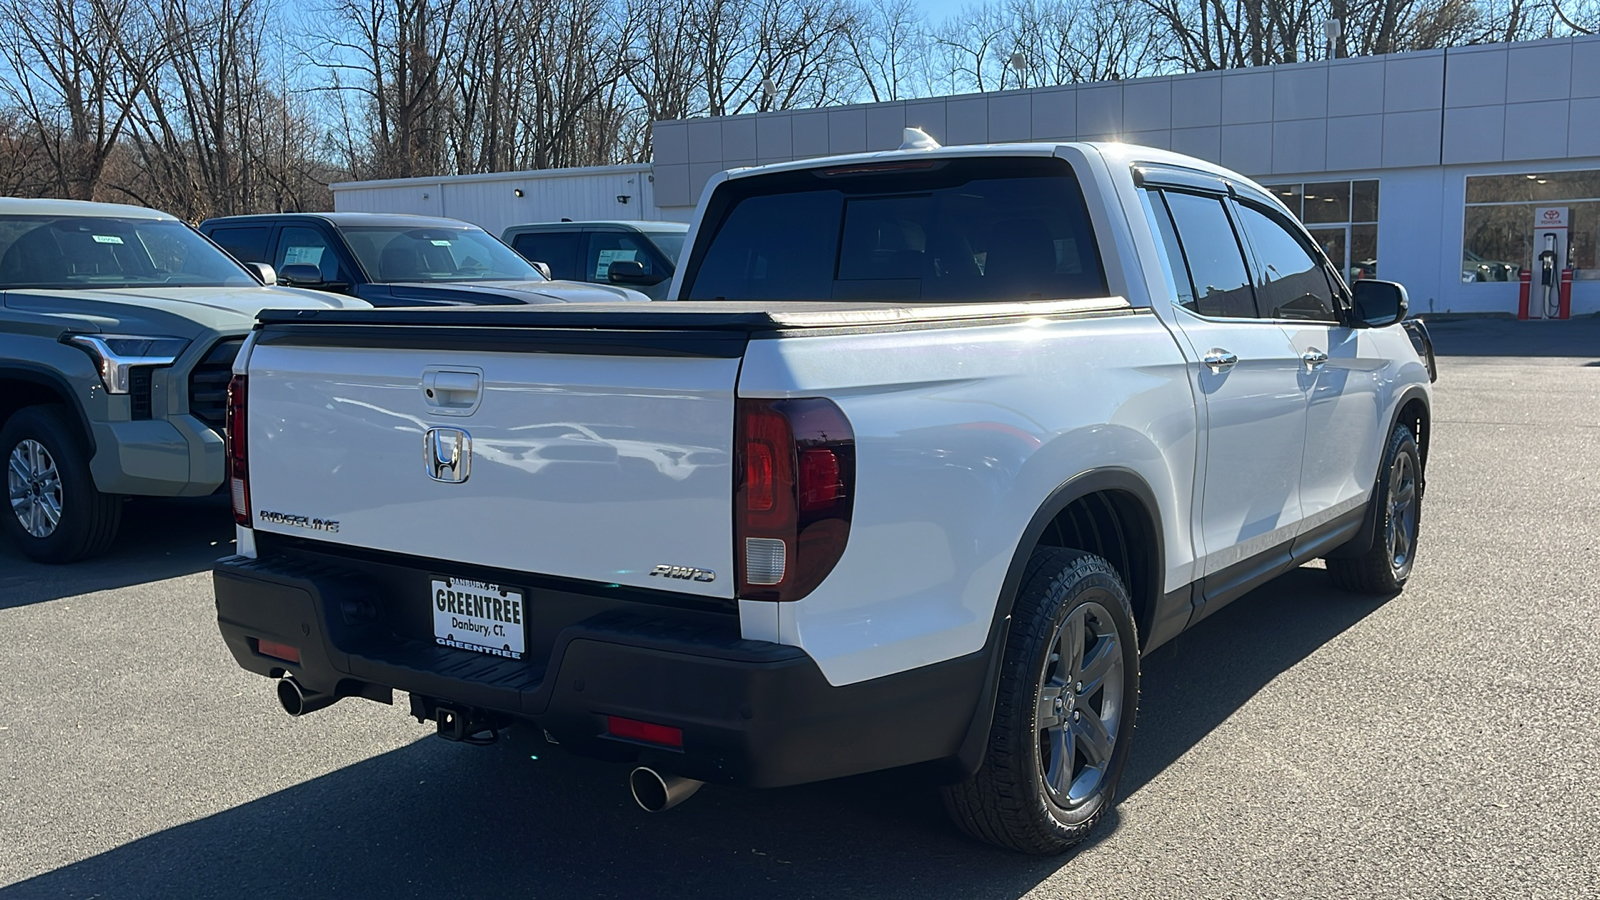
[1008,51,1027,91]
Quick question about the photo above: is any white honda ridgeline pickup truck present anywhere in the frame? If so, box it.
[214,136,1434,854]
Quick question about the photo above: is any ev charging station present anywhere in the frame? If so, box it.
[1518,206,1574,320]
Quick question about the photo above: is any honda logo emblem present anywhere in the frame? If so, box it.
[424,427,472,483]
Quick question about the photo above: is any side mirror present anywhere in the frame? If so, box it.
[243,262,276,286]
[277,263,324,287]
[1351,280,1408,328]
[607,259,667,286]
[530,261,552,280]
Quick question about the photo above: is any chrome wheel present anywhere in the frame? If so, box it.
[8,438,63,539]
[1386,451,1418,571]
[1036,599,1126,808]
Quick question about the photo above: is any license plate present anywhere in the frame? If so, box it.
[431,576,526,659]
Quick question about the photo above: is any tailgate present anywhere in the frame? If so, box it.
[244,325,742,599]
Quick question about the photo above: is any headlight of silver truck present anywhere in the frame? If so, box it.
[65,334,191,394]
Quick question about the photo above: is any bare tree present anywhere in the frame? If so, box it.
[843,0,927,102]
[316,0,461,179]
[0,0,140,199]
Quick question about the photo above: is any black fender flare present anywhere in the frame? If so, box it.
[1327,384,1431,560]
[948,467,1165,780]
[0,363,97,456]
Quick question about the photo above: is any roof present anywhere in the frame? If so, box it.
[503,220,688,232]
[201,211,482,230]
[722,140,1243,185]
[0,197,176,221]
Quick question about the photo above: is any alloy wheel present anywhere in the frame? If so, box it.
[1036,599,1126,808]
[1386,452,1418,571]
[8,439,64,539]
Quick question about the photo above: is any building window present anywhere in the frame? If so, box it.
[1262,180,1379,285]
[1463,170,1600,282]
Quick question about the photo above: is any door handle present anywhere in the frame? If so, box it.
[422,368,483,415]
[1202,349,1239,373]
[1301,348,1329,370]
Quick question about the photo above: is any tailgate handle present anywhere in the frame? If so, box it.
[422,368,483,415]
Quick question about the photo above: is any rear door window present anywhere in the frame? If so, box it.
[511,231,581,281]
[1159,190,1258,318]
[683,157,1106,302]
[207,226,270,264]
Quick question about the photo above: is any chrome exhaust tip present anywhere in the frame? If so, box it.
[276,676,338,717]
[629,767,703,812]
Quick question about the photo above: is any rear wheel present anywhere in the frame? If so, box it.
[1,405,121,563]
[941,548,1139,854]
[1328,424,1422,594]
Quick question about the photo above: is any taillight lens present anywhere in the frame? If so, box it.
[226,374,250,526]
[735,398,854,601]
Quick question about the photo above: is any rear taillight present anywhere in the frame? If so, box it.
[735,398,854,602]
[226,374,250,526]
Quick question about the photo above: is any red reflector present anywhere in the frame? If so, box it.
[256,639,300,664]
[798,448,841,511]
[607,715,683,748]
[746,443,775,512]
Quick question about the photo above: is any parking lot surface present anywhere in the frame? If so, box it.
[2,317,1597,899]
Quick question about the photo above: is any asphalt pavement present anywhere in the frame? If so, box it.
[2,316,1597,899]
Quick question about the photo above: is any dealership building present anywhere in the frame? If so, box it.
[333,34,1600,318]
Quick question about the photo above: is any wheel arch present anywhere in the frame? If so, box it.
[1395,390,1430,473]
[1327,384,1431,561]
[948,467,1165,780]
[0,365,96,455]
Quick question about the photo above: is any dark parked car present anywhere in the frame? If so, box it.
[502,221,687,300]
[200,213,648,306]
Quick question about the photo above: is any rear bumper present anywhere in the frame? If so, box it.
[213,550,985,788]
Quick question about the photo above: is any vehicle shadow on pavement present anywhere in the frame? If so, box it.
[1122,565,1391,799]
[0,496,233,609]
[0,567,1384,900]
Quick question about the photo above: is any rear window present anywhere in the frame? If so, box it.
[682,157,1105,303]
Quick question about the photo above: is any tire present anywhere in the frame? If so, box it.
[1,405,121,563]
[942,548,1140,854]
[1327,424,1422,595]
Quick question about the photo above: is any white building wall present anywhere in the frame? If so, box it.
[331,165,672,238]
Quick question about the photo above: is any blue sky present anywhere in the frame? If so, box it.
[915,0,969,24]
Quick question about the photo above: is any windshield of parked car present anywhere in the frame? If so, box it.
[0,215,258,290]
[681,157,1106,303]
[341,225,545,283]
[644,231,686,264]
